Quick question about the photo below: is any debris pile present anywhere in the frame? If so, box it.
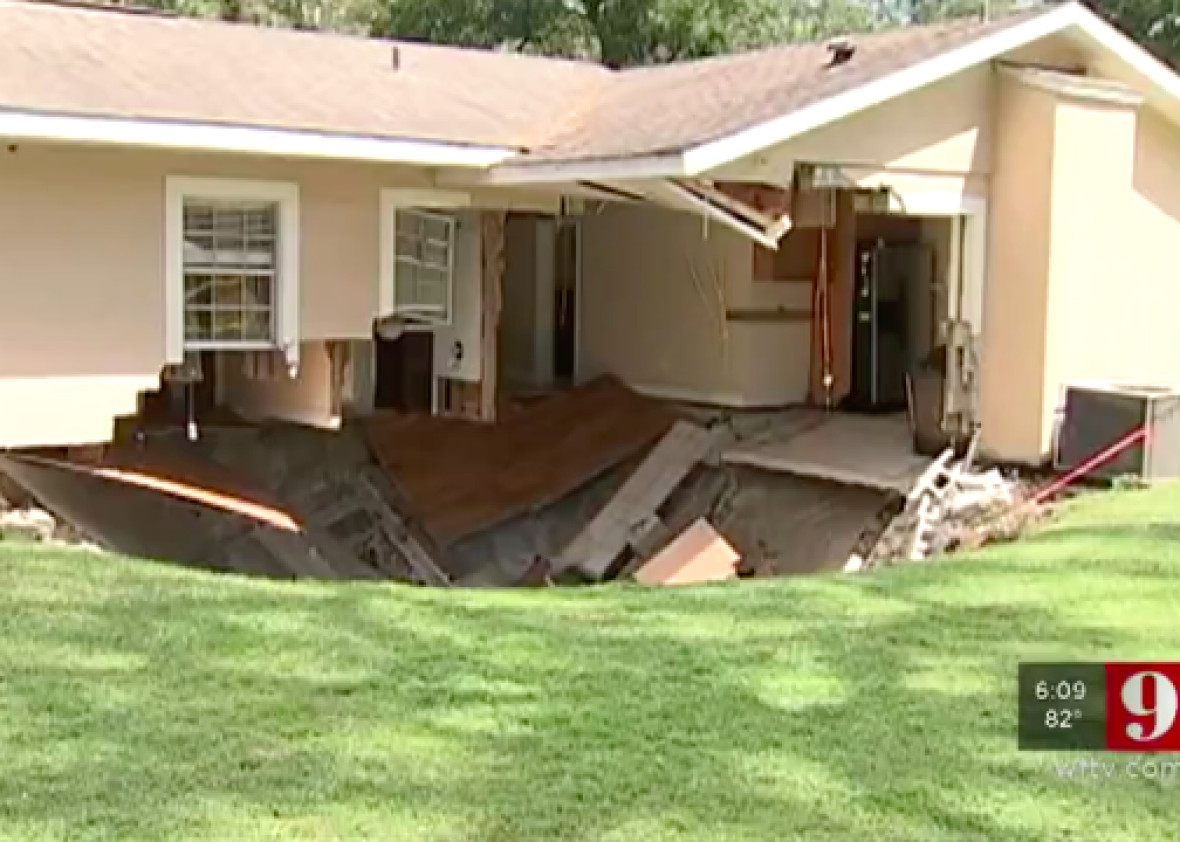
[855,443,1041,569]
[0,374,1055,586]
[553,420,728,581]
[0,478,98,549]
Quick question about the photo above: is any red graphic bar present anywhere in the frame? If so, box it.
[1105,662,1180,752]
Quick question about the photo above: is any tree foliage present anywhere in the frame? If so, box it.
[136,1,1180,68]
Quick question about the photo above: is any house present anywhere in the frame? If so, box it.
[2,0,1179,466]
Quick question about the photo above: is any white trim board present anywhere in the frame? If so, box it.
[0,109,515,167]
[164,175,301,370]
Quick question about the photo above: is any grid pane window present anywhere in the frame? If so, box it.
[393,210,453,324]
[183,200,278,346]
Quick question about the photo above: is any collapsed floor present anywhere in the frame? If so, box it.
[0,377,1038,586]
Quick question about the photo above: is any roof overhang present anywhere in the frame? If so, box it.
[478,2,1175,185]
[0,108,517,167]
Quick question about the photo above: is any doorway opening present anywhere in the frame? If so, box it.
[500,213,581,400]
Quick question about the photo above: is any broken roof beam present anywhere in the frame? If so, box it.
[649,179,792,250]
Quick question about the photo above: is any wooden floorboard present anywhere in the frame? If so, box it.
[364,377,676,545]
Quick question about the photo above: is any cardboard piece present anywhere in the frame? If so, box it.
[634,518,740,586]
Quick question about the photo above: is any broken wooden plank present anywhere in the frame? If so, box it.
[906,447,955,503]
[251,525,353,580]
[286,465,450,586]
[356,470,451,586]
[479,211,506,423]
[557,421,721,580]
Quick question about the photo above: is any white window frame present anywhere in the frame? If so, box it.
[393,209,456,327]
[379,189,470,328]
[165,176,300,370]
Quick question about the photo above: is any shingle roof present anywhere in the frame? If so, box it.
[531,6,1054,162]
[0,0,609,150]
[0,1,1057,161]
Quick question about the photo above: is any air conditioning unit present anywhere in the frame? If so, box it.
[1054,383,1180,482]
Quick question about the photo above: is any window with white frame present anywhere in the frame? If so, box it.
[393,209,455,325]
[182,200,278,346]
[165,177,300,367]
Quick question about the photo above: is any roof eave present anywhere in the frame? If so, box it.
[681,2,1086,176]
[0,108,517,167]
[478,2,1112,185]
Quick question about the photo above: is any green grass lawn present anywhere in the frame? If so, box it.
[1,485,1179,841]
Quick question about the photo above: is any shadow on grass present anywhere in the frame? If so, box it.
[0,544,1176,841]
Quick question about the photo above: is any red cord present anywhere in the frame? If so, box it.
[1032,425,1148,505]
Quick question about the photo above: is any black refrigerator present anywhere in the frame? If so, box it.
[849,241,930,412]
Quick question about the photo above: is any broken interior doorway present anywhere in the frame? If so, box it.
[501,213,581,396]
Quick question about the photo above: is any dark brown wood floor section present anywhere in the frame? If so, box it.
[364,377,675,545]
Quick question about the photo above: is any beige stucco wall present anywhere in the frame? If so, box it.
[983,73,1180,464]
[977,63,1180,464]
[0,143,425,444]
[979,75,1058,463]
[1045,105,1180,453]
[0,143,556,444]
[716,67,994,186]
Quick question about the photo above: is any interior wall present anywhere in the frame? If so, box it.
[580,203,750,404]
[500,215,539,388]
[221,341,339,428]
